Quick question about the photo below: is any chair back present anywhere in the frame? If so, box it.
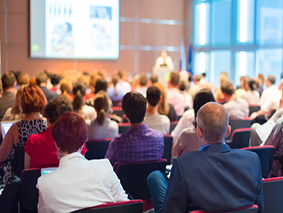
[112,107,124,117]
[190,205,258,213]
[262,177,283,213]
[111,100,121,107]
[242,146,274,178]
[71,200,143,213]
[19,168,42,212]
[248,105,260,116]
[85,139,112,160]
[227,119,251,140]
[163,135,173,163]
[116,159,167,200]
[228,128,250,149]
[12,146,25,177]
[118,123,130,134]
[169,121,178,134]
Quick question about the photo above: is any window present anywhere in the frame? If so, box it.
[235,51,255,86]
[194,2,210,46]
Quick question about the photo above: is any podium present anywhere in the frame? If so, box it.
[152,66,172,88]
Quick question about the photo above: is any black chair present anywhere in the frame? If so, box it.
[190,205,258,213]
[85,139,112,160]
[116,159,167,200]
[111,100,121,107]
[12,146,25,178]
[72,200,143,213]
[227,128,250,149]
[19,168,42,213]
[169,121,178,134]
[163,135,173,163]
[118,123,130,134]
[249,105,260,116]
[226,119,251,140]
[112,107,124,118]
[242,145,274,178]
[262,177,283,213]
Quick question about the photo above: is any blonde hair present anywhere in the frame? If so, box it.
[154,82,169,115]
[11,85,25,120]
[94,91,110,125]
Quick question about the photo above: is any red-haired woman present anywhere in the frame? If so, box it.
[0,85,48,183]
[37,112,128,212]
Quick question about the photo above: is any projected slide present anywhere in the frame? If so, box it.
[30,0,119,60]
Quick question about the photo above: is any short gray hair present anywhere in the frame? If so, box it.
[196,102,229,143]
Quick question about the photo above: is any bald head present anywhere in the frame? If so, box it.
[196,103,229,144]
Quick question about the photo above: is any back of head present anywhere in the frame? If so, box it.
[248,79,257,91]
[19,85,47,115]
[51,74,61,86]
[257,74,265,84]
[72,81,86,112]
[179,80,187,91]
[154,82,169,115]
[112,75,119,87]
[193,89,215,127]
[194,75,202,82]
[197,102,229,144]
[2,72,16,90]
[51,112,88,154]
[44,96,73,124]
[11,85,26,116]
[150,74,158,84]
[36,72,48,85]
[170,72,180,86]
[60,78,73,95]
[18,73,30,86]
[122,92,146,124]
[117,71,123,79]
[139,74,148,87]
[221,81,235,96]
[147,86,161,107]
[78,75,90,86]
[94,91,110,125]
[95,77,107,94]
[267,75,276,85]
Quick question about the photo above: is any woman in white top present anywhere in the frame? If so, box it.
[242,79,260,105]
[87,91,118,140]
[37,112,128,213]
[72,81,96,123]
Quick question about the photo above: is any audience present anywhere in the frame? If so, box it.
[242,79,260,105]
[0,72,16,121]
[150,74,158,85]
[37,112,128,212]
[36,72,59,102]
[144,86,170,134]
[87,91,118,140]
[25,96,87,169]
[135,74,148,97]
[107,75,124,101]
[166,72,185,116]
[171,89,215,157]
[50,74,61,95]
[17,73,30,86]
[113,71,131,95]
[154,82,177,121]
[0,85,48,183]
[147,103,263,213]
[105,92,164,166]
[72,81,96,123]
[179,80,193,110]
[59,78,73,101]
[94,77,108,94]
[188,74,202,99]
[221,80,249,119]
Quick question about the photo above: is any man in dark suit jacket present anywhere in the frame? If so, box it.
[147,102,263,213]
[36,72,58,102]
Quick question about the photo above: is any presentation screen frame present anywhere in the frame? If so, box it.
[30,0,120,60]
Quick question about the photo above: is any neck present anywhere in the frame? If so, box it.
[3,88,15,94]
[40,83,47,87]
[25,112,42,120]
[167,84,176,89]
[129,122,143,127]
[147,105,159,115]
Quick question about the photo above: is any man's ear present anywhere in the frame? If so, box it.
[197,126,202,139]
[225,125,231,138]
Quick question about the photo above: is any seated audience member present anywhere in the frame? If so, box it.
[60,78,73,101]
[200,72,207,85]
[107,75,124,101]
[179,80,193,110]
[17,73,30,86]
[87,91,118,140]
[36,72,59,102]
[135,74,149,97]
[150,74,158,85]
[235,76,248,98]
[154,82,177,121]
[144,86,170,134]
[166,72,185,116]
[2,85,25,121]
[214,73,229,103]
[113,71,131,95]
[50,74,61,95]
[0,85,48,183]
[37,112,128,213]
[0,72,16,121]
[242,79,260,105]
[95,77,108,94]
[250,78,282,122]
[221,80,249,119]
[72,81,96,123]
[105,92,164,166]
[171,89,215,156]
[256,74,265,96]
[188,74,202,99]
[147,103,263,213]
[25,96,87,169]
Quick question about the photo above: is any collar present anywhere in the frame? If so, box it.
[200,143,231,153]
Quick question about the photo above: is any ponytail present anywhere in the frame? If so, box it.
[97,109,106,125]
[73,90,84,112]
[94,91,110,126]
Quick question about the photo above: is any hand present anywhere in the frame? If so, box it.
[250,112,258,120]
